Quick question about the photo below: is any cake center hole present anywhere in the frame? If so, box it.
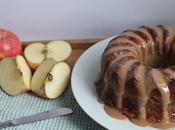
[145,52,175,68]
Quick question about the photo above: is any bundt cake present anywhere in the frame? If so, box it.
[95,25,175,128]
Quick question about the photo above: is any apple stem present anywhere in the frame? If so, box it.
[0,35,6,40]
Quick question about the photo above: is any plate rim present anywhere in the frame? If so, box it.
[71,37,112,129]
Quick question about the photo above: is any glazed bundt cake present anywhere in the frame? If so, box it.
[95,25,175,128]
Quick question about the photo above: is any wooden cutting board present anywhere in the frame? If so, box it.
[22,38,102,68]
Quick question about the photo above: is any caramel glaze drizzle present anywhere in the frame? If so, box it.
[97,25,175,129]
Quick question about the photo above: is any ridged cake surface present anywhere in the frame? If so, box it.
[96,25,175,128]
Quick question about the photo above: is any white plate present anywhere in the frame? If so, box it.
[71,37,159,130]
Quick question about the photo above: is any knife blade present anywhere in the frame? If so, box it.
[0,107,73,129]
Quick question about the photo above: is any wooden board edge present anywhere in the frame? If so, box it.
[22,38,103,49]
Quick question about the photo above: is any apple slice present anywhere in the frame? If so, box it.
[24,41,72,69]
[0,55,32,95]
[31,58,57,98]
[24,43,45,69]
[46,41,72,62]
[16,55,32,90]
[31,58,71,99]
[44,62,71,98]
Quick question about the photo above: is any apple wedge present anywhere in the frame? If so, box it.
[31,58,71,99]
[24,41,72,69]
[0,55,32,95]
[44,62,71,98]
[31,58,57,98]
[16,55,32,90]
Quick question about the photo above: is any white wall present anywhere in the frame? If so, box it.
[0,0,175,41]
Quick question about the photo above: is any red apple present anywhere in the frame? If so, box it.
[0,29,22,59]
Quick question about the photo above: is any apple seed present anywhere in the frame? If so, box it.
[41,84,45,91]
[15,69,22,79]
[46,73,53,81]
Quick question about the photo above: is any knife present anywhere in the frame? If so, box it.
[0,107,73,129]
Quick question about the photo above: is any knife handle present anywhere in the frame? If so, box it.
[0,120,15,129]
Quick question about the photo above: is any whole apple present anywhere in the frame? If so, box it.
[0,29,22,59]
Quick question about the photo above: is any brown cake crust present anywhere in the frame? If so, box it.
[95,25,175,126]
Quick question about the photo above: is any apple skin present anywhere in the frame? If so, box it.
[27,61,39,70]
[34,91,48,99]
[0,29,22,59]
[22,86,30,92]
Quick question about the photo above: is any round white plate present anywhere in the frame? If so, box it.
[71,37,158,130]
